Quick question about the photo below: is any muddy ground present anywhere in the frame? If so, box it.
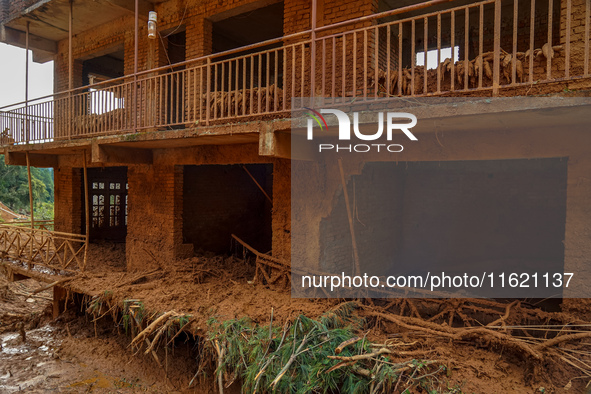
[2,250,591,393]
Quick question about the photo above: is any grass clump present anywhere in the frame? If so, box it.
[205,302,447,393]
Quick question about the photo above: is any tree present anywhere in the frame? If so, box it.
[0,155,54,219]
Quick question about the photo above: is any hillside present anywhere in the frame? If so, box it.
[0,155,54,220]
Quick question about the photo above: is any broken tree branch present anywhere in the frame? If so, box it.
[131,311,175,346]
[32,277,73,294]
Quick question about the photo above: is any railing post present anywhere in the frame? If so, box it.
[68,0,73,139]
[310,0,317,98]
[206,57,211,126]
[492,0,501,96]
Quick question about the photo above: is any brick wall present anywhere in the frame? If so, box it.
[560,0,589,76]
[272,158,290,260]
[0,0,6,23]
[54,167,82,235]
[126,164,187,271]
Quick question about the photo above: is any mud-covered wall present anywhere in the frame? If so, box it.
[318,159,568,276]
[291,122,591,297]
[120,144,289,270]
[126,164,187,271]
[54,167,82,235]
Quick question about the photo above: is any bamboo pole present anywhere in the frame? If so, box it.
[337,158,361,276]
[25,21,29,142]
[133,0,138,132]
[68,0,73,139]
[242,165,272,204]
[82,150,89,270]
[25,151,34,269]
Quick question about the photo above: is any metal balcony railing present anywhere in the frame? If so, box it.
[0,0,589,146]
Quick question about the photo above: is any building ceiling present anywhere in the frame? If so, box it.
[1,0,153,63]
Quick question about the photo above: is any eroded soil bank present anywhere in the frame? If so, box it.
[2,255,591,393]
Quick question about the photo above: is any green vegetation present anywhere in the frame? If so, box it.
[0,154,54,219]
[206,303,448,393]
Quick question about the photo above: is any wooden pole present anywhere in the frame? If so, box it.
[68,0,73,138]
[310,0,317,97]
[82,150,89,270]
[338,158,361,276]
[68,1,73,90]
[25,151,34,269]
[242,165,272,204]
[133,0,138,132]
[25,21,29,142]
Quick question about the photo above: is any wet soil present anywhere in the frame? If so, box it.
[2,255,591,393]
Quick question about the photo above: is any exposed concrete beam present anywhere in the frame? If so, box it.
[92,143,153,164]
[0,25,57,54]
[4,151,57,168]
[31,48,54,63]
[209,0,280,22]
[259,126,315,161]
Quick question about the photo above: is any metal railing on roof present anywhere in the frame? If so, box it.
[0,0,588,146]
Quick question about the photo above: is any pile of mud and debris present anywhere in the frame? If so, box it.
[2,251,591,393]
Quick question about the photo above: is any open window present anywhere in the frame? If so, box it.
[85,167,128,242]
[78,44,125,115]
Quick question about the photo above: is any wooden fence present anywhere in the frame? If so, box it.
[0,224,87,273]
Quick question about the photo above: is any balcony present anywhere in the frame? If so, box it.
[1,0,589,147]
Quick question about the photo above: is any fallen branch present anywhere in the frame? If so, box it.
[535,332,591,351]
[131,311,175,346]
[365,310,541,360]
[335,336,361,354]
[326,360,357,373]
[487,300,519,329]
[329,347,391,362]
[32,277,73,294]
[145,322,170,355]
[119,268,162,287]
[166,318,193,347]
[271,330,313,388]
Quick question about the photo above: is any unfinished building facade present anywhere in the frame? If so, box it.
[0,0,589,300]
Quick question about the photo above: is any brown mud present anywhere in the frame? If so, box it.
[2,249,591,393]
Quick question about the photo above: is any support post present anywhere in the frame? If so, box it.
[492,0,501,96]
[133,0,139,133]
[52,286,67,319]
[337,158,360,276]
[25,151,34,270]
[68,0,73,138]
[68,1,73,90]
[310,0,317,98]
[25,21,29,142]
[82,150,89,270]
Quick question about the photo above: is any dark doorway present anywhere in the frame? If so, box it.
[85,167,128,242]
[183,164,273,254]
[211,2,284,91]
[82,46,124,85]
[212,2,284,54]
